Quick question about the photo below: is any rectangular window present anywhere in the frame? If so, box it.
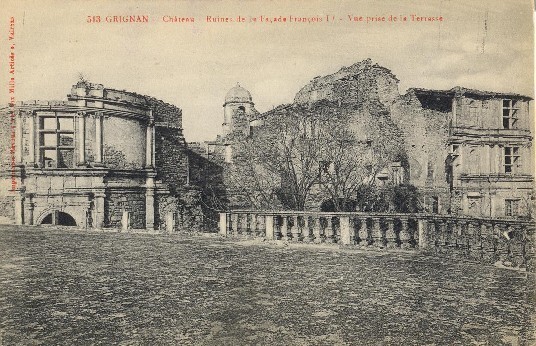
[505,199,519,217]
[502,99,519,129]
[39,115,75,168]
[504,146,520,174]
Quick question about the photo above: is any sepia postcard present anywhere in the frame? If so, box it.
[0,0,534,345]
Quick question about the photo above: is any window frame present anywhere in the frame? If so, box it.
[505,199,519,217]
[503,146,521,174]
[38,114,76,169]
[502,99,519,129]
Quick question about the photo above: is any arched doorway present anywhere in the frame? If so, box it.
[40,211,77,226]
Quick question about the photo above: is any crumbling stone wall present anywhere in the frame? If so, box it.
[105,191,146,229]
[154,126,188,191]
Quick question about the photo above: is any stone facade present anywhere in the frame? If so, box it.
[393,87,534,218]
[0,80,202,231]
[192,59,534,221]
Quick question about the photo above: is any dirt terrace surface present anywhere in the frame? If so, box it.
[0,226,534,345]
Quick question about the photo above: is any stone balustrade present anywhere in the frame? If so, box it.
[219,211,535,271]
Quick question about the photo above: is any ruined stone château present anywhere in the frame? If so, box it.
[0,81,202,230]
[194,59,534,219]
[0,59,533,230]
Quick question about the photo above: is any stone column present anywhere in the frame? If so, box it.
[94,193,105,229]
[94,112,104,165]
[146,119,154,168]
[340,216,352,245]
[145,177,155,230]
[26,200,34,225]
[385,217,397,248]
[14,194,23,225]
[27,111,36,166]
[418,218,428,249]
[265,215,274,240]
[15,111,23,164]
[77,111,86,166]
[219,212,228,236]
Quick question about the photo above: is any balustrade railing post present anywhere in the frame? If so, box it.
[340,216,351,245]
[265,214,274,240]
[219,212,228,236]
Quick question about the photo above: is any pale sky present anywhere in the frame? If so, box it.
[0,0,533,141]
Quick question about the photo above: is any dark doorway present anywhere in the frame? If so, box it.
[40,211,77,226]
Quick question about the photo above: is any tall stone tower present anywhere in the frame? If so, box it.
[222,83,256,136]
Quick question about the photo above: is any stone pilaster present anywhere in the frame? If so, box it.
[145,177,155,230]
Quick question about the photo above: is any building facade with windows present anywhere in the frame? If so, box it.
[0,81,202,230]
[403,87,534,218]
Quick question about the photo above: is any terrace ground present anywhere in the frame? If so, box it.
[0,225,534,345]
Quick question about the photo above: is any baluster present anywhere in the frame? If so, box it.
[436,220,446,254]
[313,216,322,243]
[428,219,437,251]
[457,221,468,255]
[486,222,500,263]
[417,218,428,249]
[386,217,397,248]
[399,217,411,249]
[357,218,367,247]
[411,218,419,248]
[444,220,454,249]
[371,217,383,248]
[231,213,239,236]
[244,213,251,237]
[291,215,300,242]
[281,216,289,241]
[323,216,333,243]
[467,221,478,258]
[302,216,311,243]
[256,214,264,237]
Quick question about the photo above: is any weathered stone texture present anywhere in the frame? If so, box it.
[105,191,146,229]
